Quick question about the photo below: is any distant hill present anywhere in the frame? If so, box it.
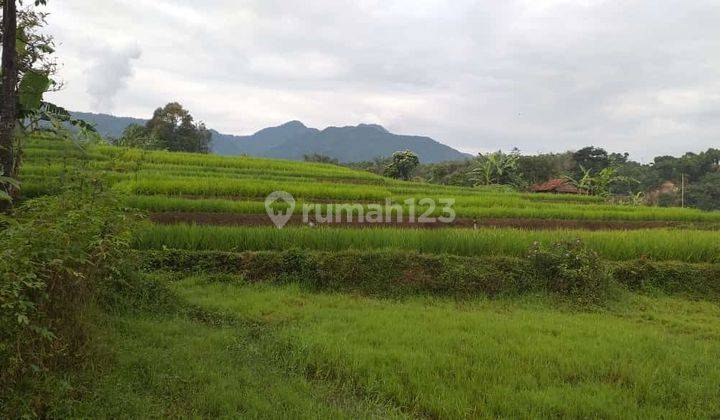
[71,112,472,163]
[214,121,472,163]
[70,111,147,139]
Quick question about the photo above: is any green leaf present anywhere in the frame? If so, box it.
[16,37,27,57]
[19,71,51,111]
[17,314,29,325]
[0,175,21,189]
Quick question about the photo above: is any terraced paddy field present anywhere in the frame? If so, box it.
[22,135,720,226]
[20,135,720,417]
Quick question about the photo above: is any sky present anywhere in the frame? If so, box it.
[43,0,720,161]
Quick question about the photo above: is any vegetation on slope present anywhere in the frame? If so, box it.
[135,224,720,263]
[5,134,720,418]
[0,191,137,416]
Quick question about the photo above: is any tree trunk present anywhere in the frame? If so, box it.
[0,0,18,209]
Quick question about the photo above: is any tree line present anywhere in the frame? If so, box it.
[342,146,720,210]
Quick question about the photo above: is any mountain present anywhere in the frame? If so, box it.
[211,120,319,156]
[70,111,147,139]
[71,112,471,163]
[213,121,471,163]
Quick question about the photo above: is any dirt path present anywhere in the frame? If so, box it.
[149,212,713,230]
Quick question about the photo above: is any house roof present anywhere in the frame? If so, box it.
[530,178,582,194]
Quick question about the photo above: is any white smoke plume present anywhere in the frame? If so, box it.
[85,43,142,111]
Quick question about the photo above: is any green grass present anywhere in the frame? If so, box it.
[24,137,720,224]
[52,313,402,418]
[134,224,720,262]
[114,178,393,201]
[122,193,720,223]
[170,277,720,418]
[108,147,384,181]
[125,195,273,213]
[22,135,720,417]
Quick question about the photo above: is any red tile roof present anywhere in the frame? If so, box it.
[531,178,582,194]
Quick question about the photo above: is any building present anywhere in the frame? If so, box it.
[530,178,583,194]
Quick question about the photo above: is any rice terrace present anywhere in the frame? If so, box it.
[3,1,720,419]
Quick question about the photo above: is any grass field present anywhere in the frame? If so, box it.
[15,135,720,417]
[22,138,720,223]
[53,313,402,418]
[135,224,720,262]
[172,279,720,418]
[56,275,720,418]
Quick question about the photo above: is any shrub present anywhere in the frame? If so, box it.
[612,259,720,298]
[140,248,720,303]
[0,191,137,417]
[527,239,615,304]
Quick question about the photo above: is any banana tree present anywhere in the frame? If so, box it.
[564,166,639,197]
[468,150,520,186]
[563,166,594,195]
[1,0,96,206]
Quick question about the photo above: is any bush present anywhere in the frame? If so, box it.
[139,248,720,302]
[0,191,137,417]
[527,239,614,304]
[612,259,720,298]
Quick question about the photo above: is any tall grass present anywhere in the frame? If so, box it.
[174,280,720,418]
[134,224,720,262]
[115,178,393,201]
[125,195,284,213]
[25,138,384,181]
[389,184,605,203]
[125,194,720,222]
[23,137,720,223]
[114,148,382,180]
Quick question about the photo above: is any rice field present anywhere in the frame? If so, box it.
[22,138,720,224]
[21,136,720,256]
[134,224,720,262]
[22,135,720,417]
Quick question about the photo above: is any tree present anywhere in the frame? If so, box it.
[517,152,572,185]
[612,161,661,195]
[686,173,720,211]
[303,153,338,165]
[563,166,594,195]
[142,102,211,153]
[1,1,92,208]
[116,123,162,149]
[651,148,720,185]
[417,160,475,187]
[384,150,419,180]
[572,146,612,177]
[593,167,638,197]
[0,0,20,205]
[468,149,521,186]
[564,166,638,197]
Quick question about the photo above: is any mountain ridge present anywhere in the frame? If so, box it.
[70,111,472,163]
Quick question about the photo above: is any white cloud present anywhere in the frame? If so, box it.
[42,0,720,160]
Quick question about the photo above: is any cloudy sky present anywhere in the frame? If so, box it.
[44,0,720,161]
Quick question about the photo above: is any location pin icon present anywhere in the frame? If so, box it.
[265,191,295,229]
